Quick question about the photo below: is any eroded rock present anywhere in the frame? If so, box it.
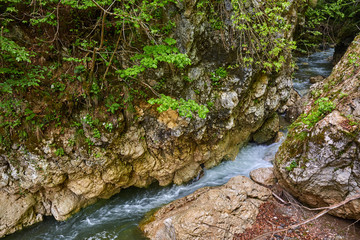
[309,75,325,84]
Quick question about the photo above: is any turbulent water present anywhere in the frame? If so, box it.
[5,49,335,240]
[6,140,283,240]
[293,48,334,96]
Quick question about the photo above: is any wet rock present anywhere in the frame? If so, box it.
[141,176,272,240]
[274,131,285,143]
[173,162,202,185]
[250,167,276,186]
[274,35,360,219]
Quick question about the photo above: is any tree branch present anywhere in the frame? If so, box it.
[253,193,360,240]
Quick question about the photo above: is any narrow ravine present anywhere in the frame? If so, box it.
[5,48,335,240]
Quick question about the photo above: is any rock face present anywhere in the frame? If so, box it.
[0,0,301,237]
[0,191,41,237]
[278,88,302,122]
[274,35,360,219]
[252,113,280,144]
[141,176,272,240]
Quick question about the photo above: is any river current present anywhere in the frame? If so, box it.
[5,48,335,240]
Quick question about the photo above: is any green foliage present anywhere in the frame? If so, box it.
[85,137,95,152]
[285,160,298,171]
[117,38,191,79]
[106,103,122,114]
[211,67,228,86]
[207,101,214,108]
[183,76,194,83]
[104,122,113,132]
[67,138,75,147]
[92,128,101,139]
[339,91,348,99]
[348,53,360,67]
[300,97,335,128]
[51,82,66,92]
[0,35,31,62]
[148,94,209,119]
[317,97,336,113]
[231,0,296,72]
[0,34,46,93]
[55,147,65,156]
[297,0,360,52]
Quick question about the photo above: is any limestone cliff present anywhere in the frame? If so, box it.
[0,0,302,237]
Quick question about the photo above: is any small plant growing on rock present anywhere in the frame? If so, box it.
[285,160,298,171]
[211,67,228,86]
[55,147,64,156]
[148,94,209,119]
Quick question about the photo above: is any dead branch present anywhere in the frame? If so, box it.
[102,28,122,82]
[252,193,360,240]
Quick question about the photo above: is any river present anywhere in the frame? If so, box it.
[5,48,335,240]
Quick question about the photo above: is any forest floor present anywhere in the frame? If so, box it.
[233,185,360,240]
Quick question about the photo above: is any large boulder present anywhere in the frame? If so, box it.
[250,167,276,186]
[274,35,360,219]
[141,176,272,240]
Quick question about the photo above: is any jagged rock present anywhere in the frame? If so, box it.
[141,176,272,240]
[252,113,280,144]
[309,75,325,84]
[274,36,360,219]
[250,167,276,186]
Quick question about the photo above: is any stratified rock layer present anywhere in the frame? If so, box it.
[274,35,360,219]
[141,176,272,240]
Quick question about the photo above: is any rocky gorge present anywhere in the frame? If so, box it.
[140,36,360,238]
[2,0,360,239]
[0,0,302,237]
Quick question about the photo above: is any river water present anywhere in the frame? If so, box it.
[293,48,334,95]
[5,48,335,240]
